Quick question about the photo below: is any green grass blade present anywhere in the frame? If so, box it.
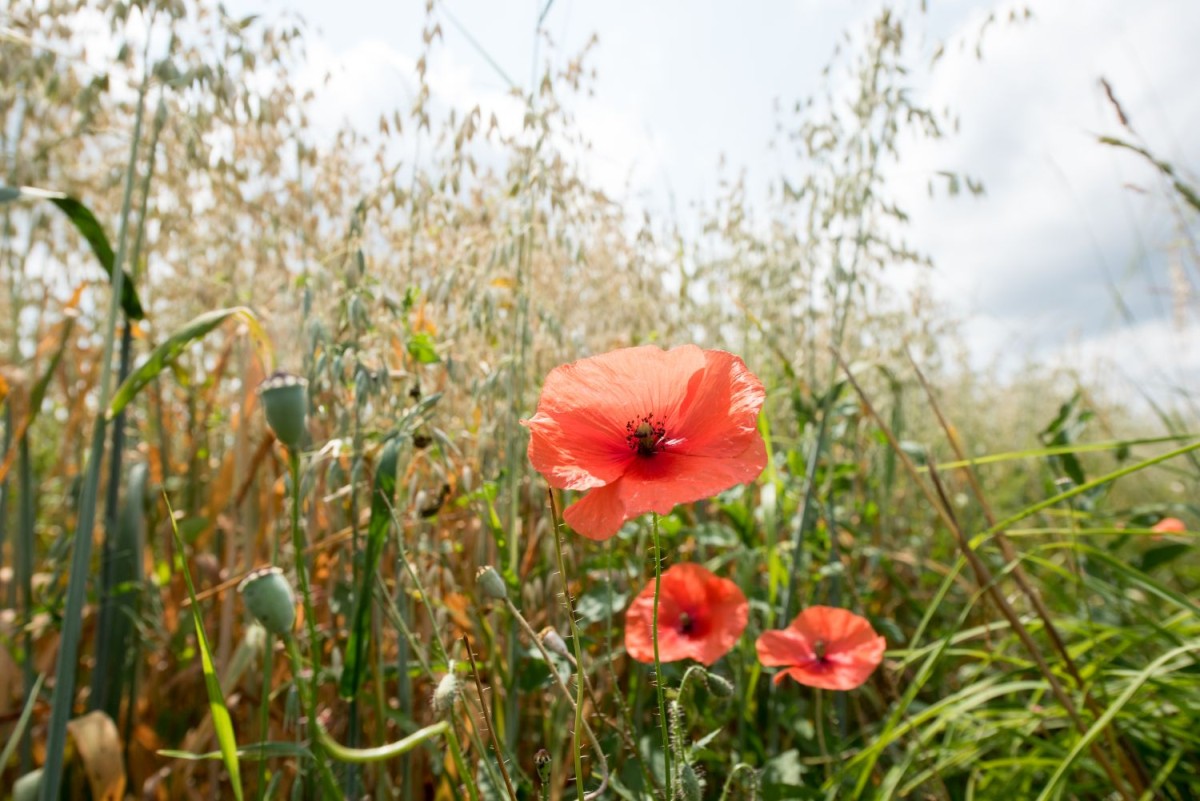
[107,306,269,419]
[0,673,45,770]
[0,186,144,319]
[167,495,244,800]
[339,436,400,699]
[1035,640,1200,801]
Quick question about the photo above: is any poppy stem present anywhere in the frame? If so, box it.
[547,489,589,801]
[650,512,673,799]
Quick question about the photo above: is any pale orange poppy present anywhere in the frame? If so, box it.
[756,606,886,691]
[625,563,749,666]
[523,345,767,540]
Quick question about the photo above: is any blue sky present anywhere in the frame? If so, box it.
[235,0,1200,397]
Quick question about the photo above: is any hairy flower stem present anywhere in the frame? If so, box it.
[462,636,517,801]
[283,637,340,798]
[288,451,326,794]
[547,490,588,801]
[650,512,673,798]
[502,596,610,800]
[316,718,479,801]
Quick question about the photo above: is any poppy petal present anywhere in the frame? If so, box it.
[670,350,766,457]
[562,480,628,540]
[617,437,768,517]
[524,409,633,490]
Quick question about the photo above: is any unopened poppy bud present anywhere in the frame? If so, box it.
[432,663,460,716]
[537,626,569,658]
[258,372,308,451]
[475,565,508,601]
[705,672,735,697]
[534,748,552,785]
[238,566,296,636]
[677,763,704,801]
[13,769,42,801]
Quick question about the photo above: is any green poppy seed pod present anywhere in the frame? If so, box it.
[258,372,309,451]
[534,748,552,785]
[475,565,508,601]
[13,769,42,801]
[537,626,569,658]
[238,566,296,636]
[677,763,704,801]
[432,664,460,716]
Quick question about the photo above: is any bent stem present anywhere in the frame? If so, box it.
[317,719,479,801]
[546,489,590,801]
[650,512,672,797]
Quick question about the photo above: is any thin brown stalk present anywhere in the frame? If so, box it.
[832,347,1137,801]
[462,635,518,801]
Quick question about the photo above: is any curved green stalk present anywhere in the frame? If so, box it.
[548,490,588,801]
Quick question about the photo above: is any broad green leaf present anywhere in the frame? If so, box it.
[0,186,144,319]
[167,496,243,800]
[339,437,401,698]
[107,306,269,419]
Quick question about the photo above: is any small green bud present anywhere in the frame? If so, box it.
[677,763,704,801]
[475,565,508,601]
[537,626,569,658]
[258,372,308,451]
[534,748,552,785]
[706,672,735,698]
[432,662,460,716]
[238,566,296,636]
[13,769,43,801]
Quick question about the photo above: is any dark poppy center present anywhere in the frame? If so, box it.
[678,611,694,634]
[625,413,666,456]
[813,639,828,662]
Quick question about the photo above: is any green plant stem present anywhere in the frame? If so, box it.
[283,637,341,799]
[502,596,611,798]
[38,27,153,800]
[255,633,274,801]
[287,450,325,793]
[547,489,588,801]
[650,512,672,798]
[463,636,518,801]
[316,719,480,801]
[717,764,758,801]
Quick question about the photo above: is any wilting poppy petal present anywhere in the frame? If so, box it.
[756,606,886,691]
[524,345,767,540]
[625,563,749,666]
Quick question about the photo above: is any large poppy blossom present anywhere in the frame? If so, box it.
[756,606,886,691]
[625,563,749,666]
[523,345,767,540]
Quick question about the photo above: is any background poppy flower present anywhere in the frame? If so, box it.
[756,606,886,690]
[625,563,748,666]
[1151,516,1186,535]
[523,344,767,540]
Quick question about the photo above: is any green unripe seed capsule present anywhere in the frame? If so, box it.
[13,769,43,801]
[475,565,508,601]
[238,566,296,636]
[258,371,309,451]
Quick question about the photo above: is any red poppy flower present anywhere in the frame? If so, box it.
[625,563,749,666]
[756,606,886,691]
[522,345,767,540]
[1151,517,1186,535]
